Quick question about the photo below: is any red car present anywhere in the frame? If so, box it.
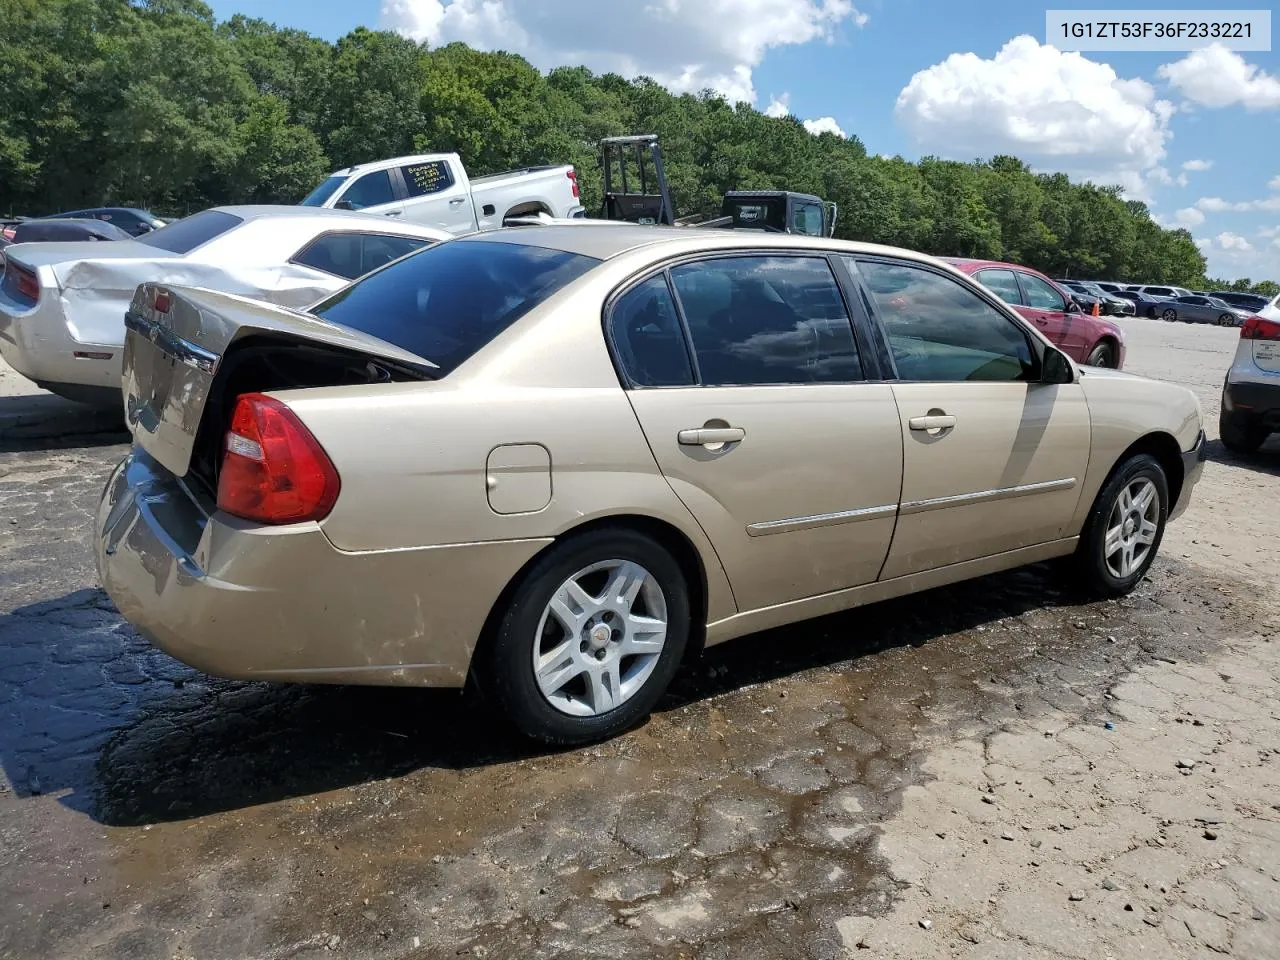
[944,258,1126,369]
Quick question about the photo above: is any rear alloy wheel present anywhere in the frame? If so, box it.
[1218,314,1234,326]
[1161,308,1178,322]
[1075,454,1168,597]
[1085,342,1116,368]
[479,528,689,744]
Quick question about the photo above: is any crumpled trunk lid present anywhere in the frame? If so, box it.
[123,282,437,477]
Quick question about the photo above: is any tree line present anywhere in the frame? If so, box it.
[1,0,1273,295]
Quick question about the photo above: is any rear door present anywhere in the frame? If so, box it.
[848,257,1090,579]
[614,254,904,611]
[396,160,476,234]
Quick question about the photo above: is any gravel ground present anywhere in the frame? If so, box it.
[1,320,1278,960]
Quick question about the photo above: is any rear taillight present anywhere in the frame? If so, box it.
[1241,315,1280,341]
[567,168,580,199]
[216,393,340,525]
[10,264,38,302]
[1,226,15,241]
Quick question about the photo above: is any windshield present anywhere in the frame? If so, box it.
[301,176,347,208]
[137,210,243,254]
[311,240,600,376]
[722,197,787,231]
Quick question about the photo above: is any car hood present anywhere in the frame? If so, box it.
[3,239,178,270]
[1078,365,1142,382]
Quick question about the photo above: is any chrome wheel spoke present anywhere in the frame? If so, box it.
[621,616,666,656]
[1132,481,1156,513]
[586,660,622,713]
[604,561,647,608]
[1104,525,1124,558]
[535,641,581,698]
[1136,519,1158,545]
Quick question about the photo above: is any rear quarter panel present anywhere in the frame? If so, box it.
[1071,371,1202,531]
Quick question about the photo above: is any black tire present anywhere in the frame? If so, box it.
[477,527,690,745]
[1085,342,1116,368]
[1075,454,1169,598]
[1219,409,1267,454]
[1161,308,1178,322]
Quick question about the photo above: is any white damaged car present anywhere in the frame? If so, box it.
[0,206,448,406]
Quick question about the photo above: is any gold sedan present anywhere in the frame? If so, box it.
[96,225,1206,744]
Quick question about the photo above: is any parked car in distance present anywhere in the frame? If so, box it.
[95,225,1205,744]
[301,153,586,235]
[1091,281,1131,295]
[1112,289,1163,318]
[45,207,166,237]
[1220,306,1280,453]
[0,206,449,405]
[944,258,1125,368]
[1056,279,1135,316]
[1211,291,1273,315]
[1128,284,1194,300]
[0,218,131,268]
[1158,294,1251,326]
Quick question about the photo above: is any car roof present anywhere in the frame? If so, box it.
[941,257,1057,279]
[455,222,957,266]
[325,154,452,177]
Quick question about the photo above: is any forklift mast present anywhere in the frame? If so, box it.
[599,135,676,226]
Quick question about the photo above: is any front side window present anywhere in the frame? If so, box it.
[855,259,1035,383]
[669,256,862,386]
[400,161,454,197]
[975,268,1023,305]
[338,170,396,210]
[311,240,599,376]
[609,275,695,387]
[1019,273,1067,311]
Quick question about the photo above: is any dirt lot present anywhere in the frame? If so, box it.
[1,319,1278,960]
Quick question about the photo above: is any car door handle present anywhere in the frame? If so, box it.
[448,197,467,206]
[678,427,745,446]
[384,210,403,217]
[908,415,957,431]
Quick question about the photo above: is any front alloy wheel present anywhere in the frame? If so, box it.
[1102,478,1159,580]
[1218,314,1234,326]
[1161,308,1178,322]
[1075,453,1168,597]
[1085,342,1115,368]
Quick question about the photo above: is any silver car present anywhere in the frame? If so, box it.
[1157,295,1251,326]
[0,206,449,405]
[1221,306,1280,452]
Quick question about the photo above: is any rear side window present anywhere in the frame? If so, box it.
[609,276,695,387]
[311,240,599,376]
[670,256,862,385]
[138,210,243,254]
[974,268,1022,305]
[401,161,454,197]
[855,259,1035,383]
[292,232,433,280]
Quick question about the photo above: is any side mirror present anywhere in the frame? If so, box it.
[334,199,355,211]
[1042,348,1075,384]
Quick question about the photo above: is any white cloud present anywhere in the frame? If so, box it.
[1270,175,1280,191]
[1181,159,1212,172]
[1175,207,1205,226]
[1150,167,1188,188]
[764,93,791,118]
[1196,195,1280,214]
[381,0,867,103]
[803,116,846,137]
[1259,225,1280,239]
[894,36,1173,200]
[1157,44,1280,110]
[1217,231,1254,252]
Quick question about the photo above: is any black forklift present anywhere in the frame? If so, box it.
[597,134,838,237]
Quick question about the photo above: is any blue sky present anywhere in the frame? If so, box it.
[208,0,1279,279]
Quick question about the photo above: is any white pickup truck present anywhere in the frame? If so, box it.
[300,153,585,235]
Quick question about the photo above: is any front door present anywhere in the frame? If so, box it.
[849,257,1091,579]
[1018,271,1090,360]
[608,256,904,611]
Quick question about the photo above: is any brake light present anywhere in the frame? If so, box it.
[1241,315,1280,341]
[216,393,340,524]
[1,226,14,241]
[567,168,580,199]
[152,289,171,313]
[10,264,38,302]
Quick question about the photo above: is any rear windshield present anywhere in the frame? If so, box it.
[137,210,242,254]
[310,240,600,375]
[301,176,347,207]
[722,198,787,231]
